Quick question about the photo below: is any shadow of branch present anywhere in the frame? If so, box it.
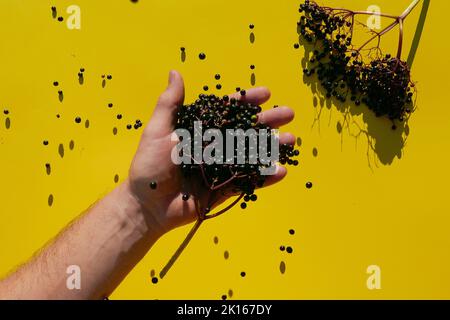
[299,37,412,168]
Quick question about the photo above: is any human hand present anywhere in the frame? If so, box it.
[126,71,295,236]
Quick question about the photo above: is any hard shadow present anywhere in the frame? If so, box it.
[48,194,54,207]
[300,37,411,167]
[58,143,65,158]
[45,163,51,175]
[69,140,75,150]
[250,72,256,86]
[250,32,255,44]
[407,0,431,68]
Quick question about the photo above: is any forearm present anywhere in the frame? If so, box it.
[0,180,163,300]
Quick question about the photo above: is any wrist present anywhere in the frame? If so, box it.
[115,179,167,240]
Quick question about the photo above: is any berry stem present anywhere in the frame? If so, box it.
[159,219,204,279]
[357,20,398,52]
[211,173,238,190]
[199,164,211,188]
[159,191,245,278]
[352,11,397,19]
[204,193,245,220]
[349,0,421,58]
[189,155,212,188]
[397,0,421,59]
[397,19,404,59]
[323,7,398,19]
[400,0,421,20]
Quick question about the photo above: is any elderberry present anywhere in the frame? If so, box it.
[297,0,416,122]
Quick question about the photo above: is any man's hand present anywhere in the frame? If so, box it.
[126,70,296,235]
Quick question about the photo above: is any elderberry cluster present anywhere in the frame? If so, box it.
[298,0,415,123]
[175,94,299,205]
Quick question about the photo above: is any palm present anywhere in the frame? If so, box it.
[128,131,199,232]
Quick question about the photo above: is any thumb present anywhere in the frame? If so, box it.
[148,70,185,136]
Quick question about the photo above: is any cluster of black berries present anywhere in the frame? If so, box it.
[133,119,143,129]
[175,93,299,210]
[298,0,415,123]
[126,119,143,130]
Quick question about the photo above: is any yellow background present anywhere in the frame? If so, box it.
[0,0,448,299]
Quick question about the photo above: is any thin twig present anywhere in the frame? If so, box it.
[159,219,204,279]
[397,19,404,59]
[204,193,246,220]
